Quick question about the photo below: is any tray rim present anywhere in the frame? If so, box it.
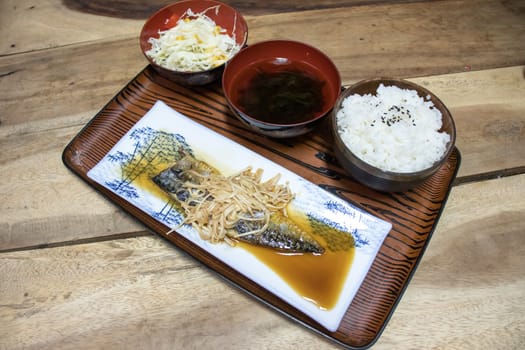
[61,65,462,349]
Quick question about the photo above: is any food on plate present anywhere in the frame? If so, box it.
[145,6,242,72]
[152,154,324,254]
[335,84,451,173]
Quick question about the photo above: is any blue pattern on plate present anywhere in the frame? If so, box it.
[318,201,370,247]
[103,126,193,200]
[87,100,392,332]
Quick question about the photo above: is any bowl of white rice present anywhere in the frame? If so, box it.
[332,78,456,192]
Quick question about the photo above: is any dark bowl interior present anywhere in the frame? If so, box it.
[140,0,248,86]
[331,78,456,192]
[222,40,341,137]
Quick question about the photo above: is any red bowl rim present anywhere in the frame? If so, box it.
[222,39,342,127]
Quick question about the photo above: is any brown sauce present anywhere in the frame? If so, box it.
[130,159,355,310]
[129,160,172,201]
[238,210,355,310]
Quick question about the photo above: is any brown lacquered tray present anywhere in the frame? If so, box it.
[62,66,460,349]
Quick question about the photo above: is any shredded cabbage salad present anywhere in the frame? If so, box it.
[146,7,241,72]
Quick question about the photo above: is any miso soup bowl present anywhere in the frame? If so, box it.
[222,40,341,138]
[140,0,248,86]
[331,78,456,192]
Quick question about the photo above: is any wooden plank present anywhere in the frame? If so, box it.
[1,65,524,251]
[375,174,525,349]
[410,66,525,182]
[0,38,147,126]
[0,0,476,55]
[2,0,524,76]
[0,120,146,251]
[2,0,390,55]
[247,0,525,80]
[1,0,524,251]
[2,1,524,120]
[0,0,143,55]
[61,0,427,19]
[1,174,524,349]
[2,0,524,122]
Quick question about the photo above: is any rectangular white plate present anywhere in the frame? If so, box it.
[87,100,392,331]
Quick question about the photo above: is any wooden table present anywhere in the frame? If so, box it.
[1,1,524,349]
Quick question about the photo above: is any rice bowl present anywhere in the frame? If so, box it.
[336,84,451,173]
[331,78,456,192]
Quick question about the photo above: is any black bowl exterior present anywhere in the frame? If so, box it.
[331,78,456,192]
[332,129,431,192]
[150,64,224,86]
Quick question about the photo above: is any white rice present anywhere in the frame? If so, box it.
[336,84,450,173]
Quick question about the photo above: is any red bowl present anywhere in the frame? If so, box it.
[222,40,341,138]
[140,0,248,86]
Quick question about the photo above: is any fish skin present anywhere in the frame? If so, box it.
[235,212,324,254]
[152,155,217,204]
[152,155,324,254]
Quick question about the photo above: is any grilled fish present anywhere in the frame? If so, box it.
[234,212,324,253]
[152,154,324,254]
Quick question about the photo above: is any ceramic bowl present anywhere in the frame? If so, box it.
[222,40,341,138]
[140,0,248,86]
[331,78,456,192]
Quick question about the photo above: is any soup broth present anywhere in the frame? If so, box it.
[233,60,329,125]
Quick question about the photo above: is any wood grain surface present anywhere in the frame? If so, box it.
[1,175,524,349]
[1,0,524,349]
[60,64,461,347]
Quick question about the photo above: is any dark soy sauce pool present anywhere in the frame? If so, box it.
[133,158,356,311]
